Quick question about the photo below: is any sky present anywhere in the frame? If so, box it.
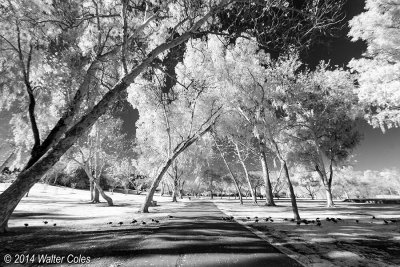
[1,0,399,171]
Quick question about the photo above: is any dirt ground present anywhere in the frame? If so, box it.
[213,198,400,267]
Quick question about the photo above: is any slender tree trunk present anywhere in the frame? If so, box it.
[160,181,165,196]
[172,180,178,202]
[221,155,243,204]
[213,136,243,204]
[90,179,95,201]
[282,161,301,221]
[141,124,213,213]
[260,150,275,206]
[141,158,175,213]
[234,142,257,203]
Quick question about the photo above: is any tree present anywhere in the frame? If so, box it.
[109,157,136,192]
[287,64,361,206]
[67,116,125,205]
[348,0,400,131]
[195,169,220,199]
[0,0,347,232]
[214,111,258,203]
[129,52,222,212]
[291,165,321,200]
[212,135,244,204]
[0,0,234,232]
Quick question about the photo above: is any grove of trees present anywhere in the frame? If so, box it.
[0,0,398,233]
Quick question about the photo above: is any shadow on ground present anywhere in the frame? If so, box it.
[0,201,302,267]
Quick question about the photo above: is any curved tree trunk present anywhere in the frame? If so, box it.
[84,167,112,205]
[0,5,225,233]
[282,161,301,221]
[141,123,214,213]
[260,150,275,206]
[141,158,175,213]
[93,180,113,206]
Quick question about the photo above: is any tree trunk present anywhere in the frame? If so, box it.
[93,187,100,203]
[172,181,178,202]
[160,181,165,196]
[210,190,213,199]
[282,161,301,221]
[260,150,275,206]
[0,7,222,232]
[213,136,243,204]
[84,167,112,206]
[90,179,95,201]
[0,176,32,232]
[316,167,335,207]
[325,184,334,207]
[94,180,113,206]
[234,142,257,203]
[141,124,213,213]
[141,158,175,213]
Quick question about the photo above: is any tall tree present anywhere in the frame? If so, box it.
[348,0,400,131]
[0,0,232,232]
[128,56,222,212]
[287,64,361,207]
[0,0,347,232]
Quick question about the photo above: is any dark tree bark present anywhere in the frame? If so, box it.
[260,149,275,206]
[282,160,301,221]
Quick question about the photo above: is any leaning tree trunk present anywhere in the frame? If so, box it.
[213,137,243,204]
[84,167,112,206]
[260,150,275,206]
[234,142,257,204]
[141,158,175,213]
[282,160,301,221]
[0,80,129,233]
[93,180,113,206]
[0,8,222,233]
[141,123,214,213]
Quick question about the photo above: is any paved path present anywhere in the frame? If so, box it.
[112,200,302,267]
